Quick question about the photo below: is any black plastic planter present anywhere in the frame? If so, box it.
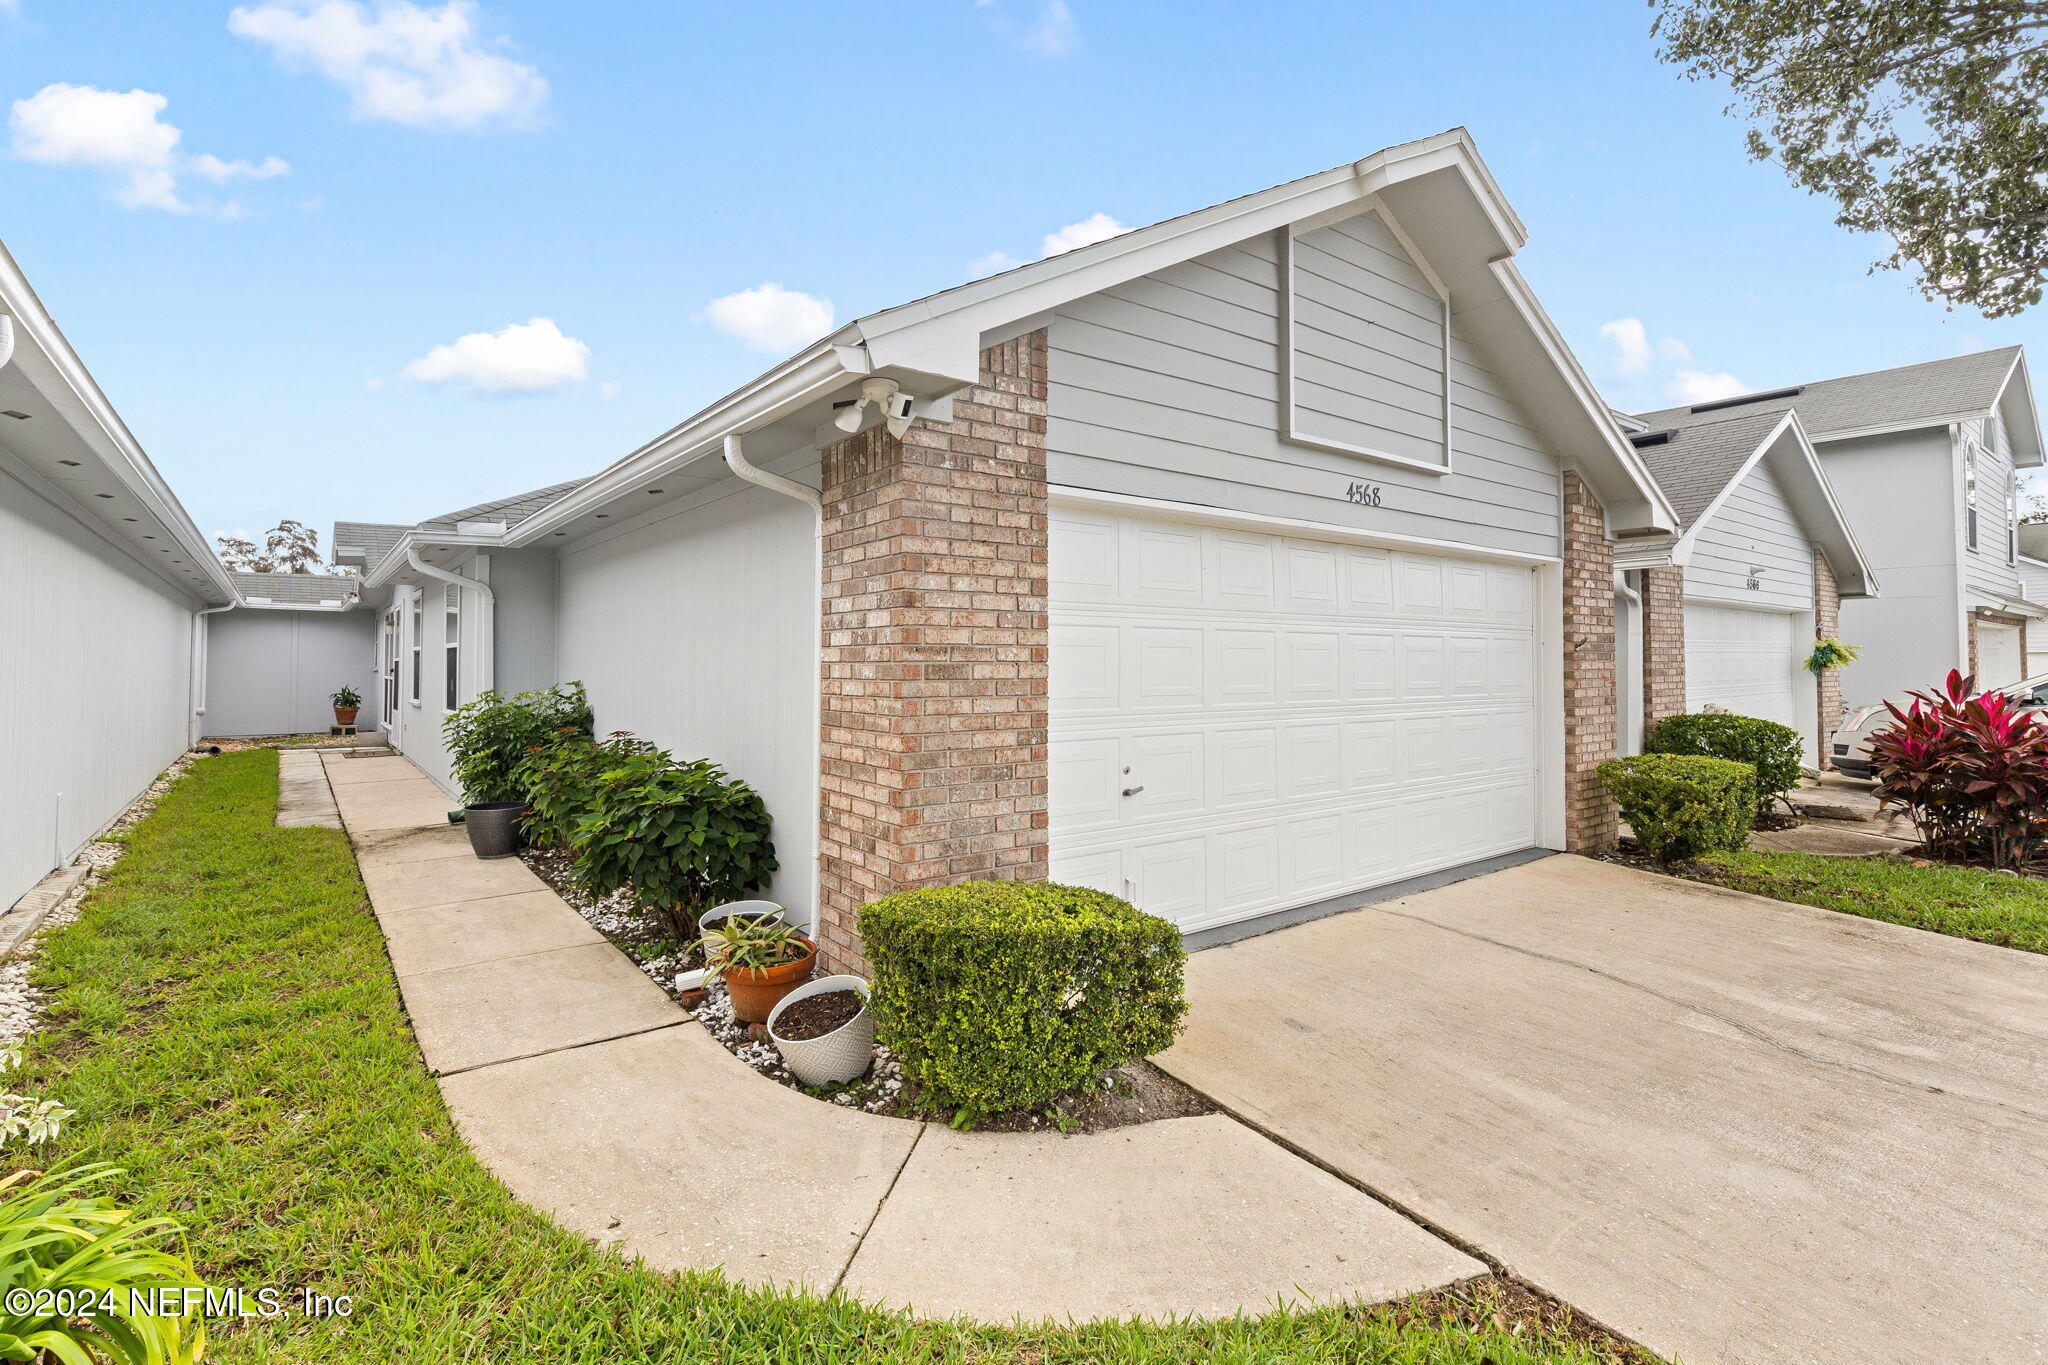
[464,802,528,859]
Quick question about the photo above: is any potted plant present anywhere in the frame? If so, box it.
[331,684,362,728]
[766,974,875,1086]
[700,918,816,1024]
[697,900,786,937]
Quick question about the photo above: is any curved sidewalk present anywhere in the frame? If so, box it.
[319,752,1482,1322]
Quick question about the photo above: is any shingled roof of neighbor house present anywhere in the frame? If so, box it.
[417,477,592,532]
[230,571,359,606]
[1624,407,1790,531]
[2018,522,2048,562]
[331,521,411,569]
[1632,346,2024,439]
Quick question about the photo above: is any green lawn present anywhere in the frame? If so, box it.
[14,750,1646,1364]
[1695,847,2048,953]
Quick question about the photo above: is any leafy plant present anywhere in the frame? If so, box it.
[442,682,594,806]
[0,1045,70,1148]
[859,881,1186,1121]
[330,684,363,709]
[1870,669,2048,869]
[697,918,809,978]
[1648,711,1804,820]
[1805,638,1861,674]
[0,1164,205,1365]
[512,731,640,850]
[1598,753,1754,862]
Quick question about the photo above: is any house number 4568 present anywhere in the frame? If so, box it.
[1345,481,1383,507]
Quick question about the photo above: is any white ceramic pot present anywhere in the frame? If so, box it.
[767,974,875,1088]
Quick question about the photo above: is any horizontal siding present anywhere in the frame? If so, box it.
[1965,415,2023,600]
[1687,458,1815,609]
[1046,206,1562,560]
[0,466,196,906]
[205,609,377,737]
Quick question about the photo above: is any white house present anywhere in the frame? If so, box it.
[331,129,1686,959]
[201,572,376,739]
[1612,405,1877,764]
[0,239,237,909]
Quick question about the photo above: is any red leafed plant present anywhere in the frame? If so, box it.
[1868,670,2048,868]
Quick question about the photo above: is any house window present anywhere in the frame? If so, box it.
[382,610,399,718]
[1965,440,1981,552]
[2011,473,2022,564]
[444,583,461,711]
[409,594,422,704]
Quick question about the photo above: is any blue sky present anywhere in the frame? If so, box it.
[2,0,2038,549]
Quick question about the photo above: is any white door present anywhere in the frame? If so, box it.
[1684,603,1800,732]
[1049,508,1542,935]
[1979,622,2023,688]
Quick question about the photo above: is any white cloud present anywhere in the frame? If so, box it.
[598,379,620,401]
[1597,317,1749,408]
[968,249,1023,278]
[229,0,547,131]
[978,0,1077,56]
[1597,317,1652,375]
[401,317,589,394]
[700,283,835,354]
[1042,211,1125,256]
[1664,366,1750,404]
[8,83,287,215]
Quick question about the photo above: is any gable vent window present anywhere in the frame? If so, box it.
[444,583,461,711]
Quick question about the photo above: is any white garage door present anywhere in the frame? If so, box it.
[1050,508,1542,935]
[1978,622,2023,689]
[1684,603,1799,731]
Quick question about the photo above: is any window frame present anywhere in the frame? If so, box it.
[444,582,461,711]
[409,593,423,706]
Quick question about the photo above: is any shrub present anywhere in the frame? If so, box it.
[564,736,777,941]
[1870,669,2048,869]
[1598,753,1754,861]
[443,682,595,805]
[1647,711,1804,819]
[513,729,642,850]
[859,881,1186,1120]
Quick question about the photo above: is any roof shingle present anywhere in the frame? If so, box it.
[1632,347,2020,440]
[231,571,360,606]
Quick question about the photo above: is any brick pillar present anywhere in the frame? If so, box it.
[1562,469,1618,852]
[1813,550,1841,768]
[815,332,1051,974]
[1967,612,1980,681]
[1640,563,1687,741]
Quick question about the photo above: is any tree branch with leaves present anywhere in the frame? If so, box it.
[213,519,337,574]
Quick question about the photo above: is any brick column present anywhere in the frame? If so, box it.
[1640,563,1687,741]
[1562,469,1618,852]
[815,332,1051,974]
[1813,549,1841,768]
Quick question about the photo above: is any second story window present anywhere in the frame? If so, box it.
[2010,473,2021,564]
[1965,439,1981,552]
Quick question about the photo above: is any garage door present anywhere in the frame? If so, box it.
[1978,622,2024,689]
[1684,603,1798,730]
[1049,508,1542,934]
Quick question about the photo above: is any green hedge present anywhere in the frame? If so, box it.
[1647,711,1803,819]
[1598,753,1754,862]
[859,881,1187,1118]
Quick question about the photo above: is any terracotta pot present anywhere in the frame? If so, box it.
[334,706,359,725]
[723,939,817,1024]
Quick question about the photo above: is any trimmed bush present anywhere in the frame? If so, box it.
[859,881,1187,1118]
[1599,753,1754,862]
[1647,711,1803,819]
[443,682,594,805]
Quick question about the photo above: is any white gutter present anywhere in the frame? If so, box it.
[722,431,824,929]
[190,603,236,745]
[0,315,14,370]
[407,545,495,694]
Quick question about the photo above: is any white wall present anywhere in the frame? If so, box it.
[204,608,376,737]
[1686,458,1816,610]
[1965,414,2024,603]
[555,471,816,917]
[0,465,198,907]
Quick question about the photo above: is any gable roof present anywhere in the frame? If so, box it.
[418,477,589,532]
[1631,346,2040,463]
[503,128,1678,547]
[229,571,359,607]
[1618,408,1876,597]
[331,520,410,570]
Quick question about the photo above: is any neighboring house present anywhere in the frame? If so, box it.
[1633,347,2046,712]
[2018,523,2048,676]
[330,129,1684,955]
[200,572,375,738]
[1611,407,1877,765]
[0,239,238,909]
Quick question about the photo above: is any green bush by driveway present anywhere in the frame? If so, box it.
[1693,848,2048,953]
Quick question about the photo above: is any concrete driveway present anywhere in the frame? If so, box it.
[1156,854,2048,1365]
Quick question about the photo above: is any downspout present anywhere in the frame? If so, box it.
[190,603,236,747]
[407,545,494,695]
[723,432,824,930]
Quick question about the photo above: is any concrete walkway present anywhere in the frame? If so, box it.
[321,752,1482,1321]
[1158,854,2048,1365]
[276,749,341,828]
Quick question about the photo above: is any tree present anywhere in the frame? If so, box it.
[1654,0,2048,317]
[214,519,335,574]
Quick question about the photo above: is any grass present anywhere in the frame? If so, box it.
[13,749,1650,1364]
[1693,847,2048,953]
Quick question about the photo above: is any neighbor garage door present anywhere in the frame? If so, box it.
[1684,603,1799,730]
[1049,507,1542,935]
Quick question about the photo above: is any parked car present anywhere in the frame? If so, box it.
[1831,675,2048,778]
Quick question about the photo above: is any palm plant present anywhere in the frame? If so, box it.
[697,918,808,977]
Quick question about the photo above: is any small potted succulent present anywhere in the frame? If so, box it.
[767,975,875,1087]
[700,917,816,1024]
[331,684,362,728]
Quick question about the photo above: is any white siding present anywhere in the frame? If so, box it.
[1686,458,1815,609]
[205,608,377,737]
[554,472,816,918]
[1964,415,2023,601]
[0,466,197,907]
[1046,207,1564,560]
